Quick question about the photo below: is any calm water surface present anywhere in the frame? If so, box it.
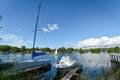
[0,52,111,79]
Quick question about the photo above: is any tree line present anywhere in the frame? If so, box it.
[0,45,120,54]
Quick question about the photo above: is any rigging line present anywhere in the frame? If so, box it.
[33,2,41,50]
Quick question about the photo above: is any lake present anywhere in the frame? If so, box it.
[0,52,111,79]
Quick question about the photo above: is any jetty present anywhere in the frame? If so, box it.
[110,54,120,71]
[61,64,82,80]
[110,54,120,62]
[1,60,51,80]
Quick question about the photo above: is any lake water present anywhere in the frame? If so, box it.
[0,52,111,79]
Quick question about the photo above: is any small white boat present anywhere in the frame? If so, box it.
[55,56,78,72]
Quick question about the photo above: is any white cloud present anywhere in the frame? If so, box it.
[76,36,120,48]
[41,24,59,32]
[48,24,59,31]
[0,34,32,47]
[41,28,51,32]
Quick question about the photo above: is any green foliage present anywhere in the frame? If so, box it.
[114,46,120,53]
[40,47,52,53]
[21,45,26,53]
[114,68,120,79]
[26,48,32,53]
[90,48,101,53]
[58,47,66,53]
[0,45,11,53]
[0,45,120,54]
[108,47,115,53]
[102,48,108,52]
[111,63,120,79]
[10,47,19,53]
[79,48,87,53]
[66,47,74,53]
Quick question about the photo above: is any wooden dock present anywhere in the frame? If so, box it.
[1,61,51,80]
[110,54,120,71]
[110,54,120,62]
[54,64,82,80]
[61,64,82,80]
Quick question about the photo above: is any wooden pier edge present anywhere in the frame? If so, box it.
[4,63,51,80]
[110,54,120,71]
[61,64,82,80]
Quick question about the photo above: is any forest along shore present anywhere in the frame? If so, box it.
[0,45,120,54]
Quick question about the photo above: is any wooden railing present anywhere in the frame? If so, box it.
[110,54,120,62]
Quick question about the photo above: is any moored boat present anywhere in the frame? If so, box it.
[55,56,79,73]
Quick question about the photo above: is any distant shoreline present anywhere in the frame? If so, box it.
[0,45,120,54]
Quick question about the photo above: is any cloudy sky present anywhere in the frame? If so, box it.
[0,0,120,48]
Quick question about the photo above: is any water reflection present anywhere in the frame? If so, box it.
[80,52,111,68]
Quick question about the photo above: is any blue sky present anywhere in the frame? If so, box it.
[0,0,120,48]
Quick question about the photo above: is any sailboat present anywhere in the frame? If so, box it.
[31,2,46,59]
[54,49,58,55]
[21,2,51,63]
[0,2,51,71]
[54,49,58,65]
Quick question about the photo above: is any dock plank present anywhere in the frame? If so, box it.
[61,64,82,80]
[2,63,51,80]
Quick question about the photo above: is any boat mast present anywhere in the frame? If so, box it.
[33,3,41,51]
[0,13,3,30]
[0,13,3,21]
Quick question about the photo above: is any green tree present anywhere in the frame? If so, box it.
[35,47,39,51]
[79,48,86,53]
[10,46,18,53]
[114,46,119,53]
[90,48,101,53]
[102,48,108,52]
[74,48,79,52]
[108,47,114,53]
[26,48,32,53]
[40,47,52,53]
[66,47,74,53]
[58,47,66,53]
[0,45,11,53]
[21,45,26,53]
